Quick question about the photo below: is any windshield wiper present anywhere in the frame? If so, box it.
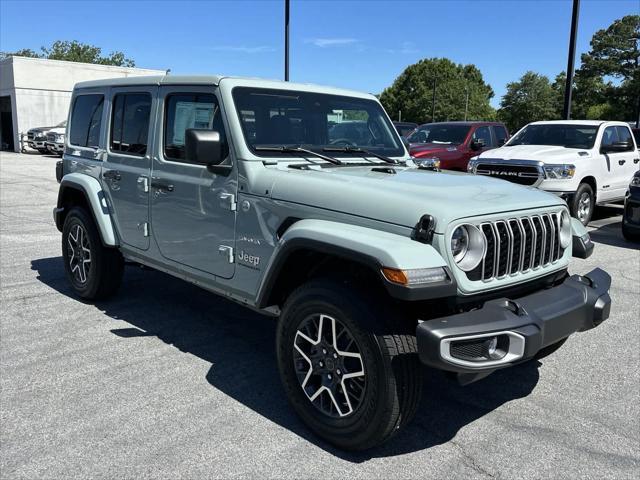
[255,145,343,165]
[323,146,401,165]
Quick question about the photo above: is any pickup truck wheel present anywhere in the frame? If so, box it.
[62,207,124,300]
[570,183,594,225]
[277,278,422,451]
[622,222,640,242]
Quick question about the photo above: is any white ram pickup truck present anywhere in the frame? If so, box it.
[468,120,640,225]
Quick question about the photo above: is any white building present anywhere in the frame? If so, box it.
[0,56,164,152]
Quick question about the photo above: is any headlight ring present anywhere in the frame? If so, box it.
[451,224,486,272]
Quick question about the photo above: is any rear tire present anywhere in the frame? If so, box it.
[622,221,640,242]
[276,278,422,451]
[62,207,124,300]
[570,183,594,226]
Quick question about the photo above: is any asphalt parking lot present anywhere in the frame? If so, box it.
[1,151,639,479]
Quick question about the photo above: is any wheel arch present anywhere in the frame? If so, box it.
[256,219,455,309]
[580,176,597,199]
[55,173,118,247]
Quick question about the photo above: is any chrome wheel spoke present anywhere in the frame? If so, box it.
[67,224,91,285]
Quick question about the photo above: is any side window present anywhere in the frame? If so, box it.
[110,93,152,156]
[616,126,634,151]
[473,126,492,147]
[69,94,104,148]
[493,125,508,146]
[601,126,619,147]
[164,93,228,162]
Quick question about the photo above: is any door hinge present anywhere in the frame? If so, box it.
[219,193,237,211]
[218,245,234,263]
[137,176,149,193]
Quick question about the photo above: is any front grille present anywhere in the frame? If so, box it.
[27,132,35,140]
[466,212,564,282]
[475,163,541,186]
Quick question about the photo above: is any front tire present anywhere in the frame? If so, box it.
[570,183,594,226]
[276,278,422,451]
[622,221,640,242]
[62,207,124,300]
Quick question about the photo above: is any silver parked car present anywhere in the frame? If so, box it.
[54,75,611,450]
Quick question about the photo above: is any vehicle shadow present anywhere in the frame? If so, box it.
[31,256,541,461]
[589,205,639,250]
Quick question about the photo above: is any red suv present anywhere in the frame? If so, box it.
[408,121,509,171]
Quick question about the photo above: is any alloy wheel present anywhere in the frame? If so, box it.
[577,192,591,223]
[293,314,366,418]
[67,224,92,284]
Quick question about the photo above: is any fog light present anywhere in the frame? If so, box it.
[486,336,498,356]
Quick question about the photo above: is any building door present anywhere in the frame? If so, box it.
[0,96,15,151]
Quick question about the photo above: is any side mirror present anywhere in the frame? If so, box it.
[601,141,631,153]
[470,139,485,151]
[185,129,227,172]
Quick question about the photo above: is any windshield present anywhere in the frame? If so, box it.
[232,87,403,157]
[407,124,470,145]
[507,124,598,149]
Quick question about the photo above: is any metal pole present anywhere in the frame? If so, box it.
[563,0,580,119]
[398,110,402,122]
[464,86,469,121]
[284,0,290,81]
[431,77,437,123]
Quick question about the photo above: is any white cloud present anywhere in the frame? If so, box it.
[305,38,359,48]
[385,41,419,55]
[210,45,276,54]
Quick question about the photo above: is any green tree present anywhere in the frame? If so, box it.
[378,58,495,123]
[0,40,135,67]
[552,70,612,119]
[497,72,559,132]
[579,14,639,122]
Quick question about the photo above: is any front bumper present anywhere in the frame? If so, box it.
[45,142,64,153]
[28,140,46,149]
[623,188,640,233]
[416,268,611,383]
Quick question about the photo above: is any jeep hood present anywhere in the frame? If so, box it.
[479,144,592,162]
[269,165,563,232]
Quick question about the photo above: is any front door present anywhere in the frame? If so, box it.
[150,87,236,279]
[102,87,156,250]
[599,125,631,201]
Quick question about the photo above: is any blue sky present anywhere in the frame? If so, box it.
[1,0,637,107]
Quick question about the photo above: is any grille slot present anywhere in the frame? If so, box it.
[468,212,563,282]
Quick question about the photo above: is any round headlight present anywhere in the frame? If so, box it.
[559,211,571,248]
[451,224,486,272]
[451,226,469,262]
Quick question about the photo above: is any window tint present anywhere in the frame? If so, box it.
[110,93,152,156]
[494,125,508,146]
[70,94,104,148]
[164,93,228,161]
[616,126,634,151]
[473,126,492,147]
[407,124,470,145]
[601,126,619,147]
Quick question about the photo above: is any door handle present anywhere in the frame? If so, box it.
[634,158,639,164]
[151,179,174,192]
[618,160,626,165]
[103,170,121,181]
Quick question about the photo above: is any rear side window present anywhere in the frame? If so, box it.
[69,94,104,148]
[615,126,634,151]
[163,93,228,162]
[494,125,508,146]
[110,93,152,156]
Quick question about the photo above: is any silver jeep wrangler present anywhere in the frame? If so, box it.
[54,75,611,451]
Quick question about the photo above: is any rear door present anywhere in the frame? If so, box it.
[150,86,236,278]
[102,87,156,250]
